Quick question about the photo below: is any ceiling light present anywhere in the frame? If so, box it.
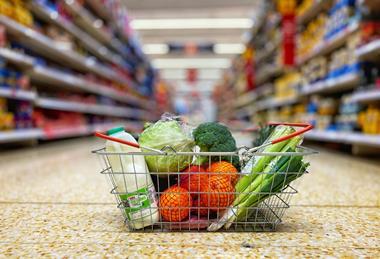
[142,44,169,55]
[131,18,253,30]
[152,58,231,69]
[213,43,246,54]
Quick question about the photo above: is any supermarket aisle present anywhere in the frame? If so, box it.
[0,138,379,257]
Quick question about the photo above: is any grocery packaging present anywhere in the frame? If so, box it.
[105,127,159,229]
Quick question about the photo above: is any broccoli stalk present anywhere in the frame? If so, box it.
[192,122,239,168]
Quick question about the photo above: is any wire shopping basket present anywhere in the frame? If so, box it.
[93,122,317,232]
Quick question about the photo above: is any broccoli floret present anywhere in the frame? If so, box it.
[193,122,240,168]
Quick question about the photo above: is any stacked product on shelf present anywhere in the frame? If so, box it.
[218,0,380,151]
[0,0,160,144]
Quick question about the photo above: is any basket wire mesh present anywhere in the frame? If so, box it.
[93,146,316,232]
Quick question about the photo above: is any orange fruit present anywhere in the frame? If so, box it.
[207,161,239,185]
[199,176,234,212]
[192,198,210,217]
[159,186,192,222]
[180,173,209,198]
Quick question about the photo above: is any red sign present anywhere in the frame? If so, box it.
[282,14,296,66]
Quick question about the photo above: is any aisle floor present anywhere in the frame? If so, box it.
[0,138,379,257]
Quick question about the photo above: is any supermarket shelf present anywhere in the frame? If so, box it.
[297,0,330,25]
[256,65,283,85]
[305,130,380,147]
[41,124,91,140]
[0,47,35,67]
[0,129,42,143]
[234,91,258,109]
[0,87,37,101]
[255,96,300,112]
[30,66,149,109]
[301,73,360,95]
[0,15,122,83]
[348,88,380,103]
[41,121,143,140]
[297,21,359,65]
[29,2,123,66]
[85,0,112,21]
[36,97,154,120]
[355,39,380,60]
[62,0,124,55]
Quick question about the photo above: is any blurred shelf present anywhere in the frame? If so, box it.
[0,15,121,83]
[348,88,380,103]
[256,65,283,86]
[297,21,359,65]
[0,87,37,101]
[30,66,148,108]
[0,47,35,67]
[234,91,258,108]
[355,39,380,60]
[41,124,91,140]
[91,121,143,134]
[29,2,123,66]
[301,73,360,95]
[255,96,300,112]
[0,129,42,143]
[305,130,380,147]
[36,97,154,120]
[62,0,125,55]
[85,0,112,22]
[297,0,330,25]
[41,121,143,140]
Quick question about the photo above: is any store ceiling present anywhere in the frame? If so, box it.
[124,0,260,61]
[124,0,261,95]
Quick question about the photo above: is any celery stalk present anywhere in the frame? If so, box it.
[235,126,296,193]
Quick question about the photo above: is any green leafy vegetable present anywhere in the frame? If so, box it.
[139,120,194,172]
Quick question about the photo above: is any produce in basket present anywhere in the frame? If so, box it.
[180,172,208,198]
[159,186,192,222]
[207,161,239,185]
[199,176,235,212]
[208,125,310,231]
[193,122,239,168]
[139,114,194,173]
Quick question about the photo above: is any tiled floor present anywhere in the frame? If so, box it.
[0,137,379,257]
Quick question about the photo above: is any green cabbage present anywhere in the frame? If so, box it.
[138,120,194,173]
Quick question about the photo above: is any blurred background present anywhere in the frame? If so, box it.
[0,0,379,155]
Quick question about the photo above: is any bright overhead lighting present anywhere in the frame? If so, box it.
[152,58,231,69]
[142,44,169,55]
[131,18,253,30]
[213,43,246,54]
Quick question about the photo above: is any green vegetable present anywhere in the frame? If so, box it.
[207,126,308,232]
[235,126,295,193]
[232,153,308,223]
[192,122,239,167]
[252,125,275,147]
[139,120,194,172]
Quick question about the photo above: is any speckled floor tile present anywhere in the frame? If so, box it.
[0,138,113,204]
[293,147,380,207]
[1,137,380,257]
[0,204,378,256]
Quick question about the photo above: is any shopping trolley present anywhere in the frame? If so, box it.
[93,122,316,232]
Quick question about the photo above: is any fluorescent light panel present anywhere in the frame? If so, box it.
[142,44,169,55]
[213,43,246,54]
[152,58,231,69]
[143,43,245,55]
[131,18,253,30]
